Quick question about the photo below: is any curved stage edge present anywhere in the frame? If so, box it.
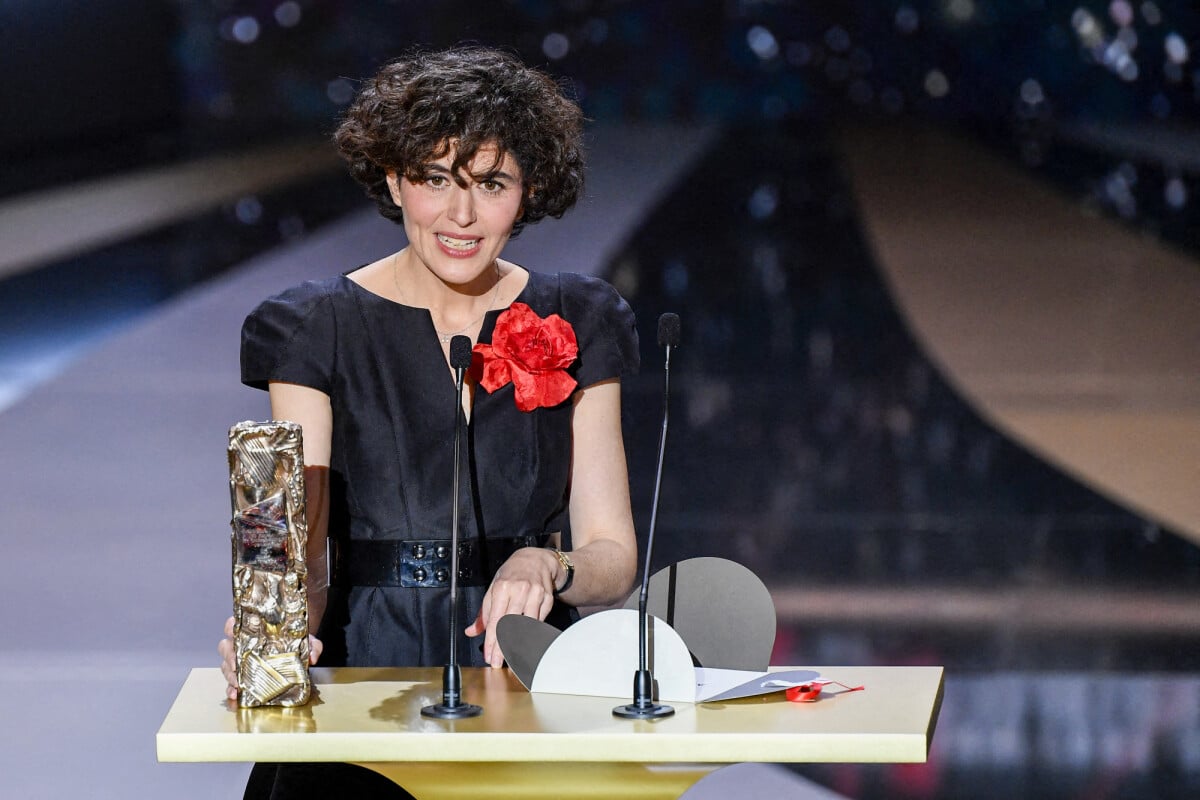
[839,122,1200,545]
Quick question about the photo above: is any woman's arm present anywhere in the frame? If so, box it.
[270,382,334,467]
[268,382,334,627]
[467,378,638,667]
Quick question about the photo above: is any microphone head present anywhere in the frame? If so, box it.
[449,335,474,369]
[657,313,681,348]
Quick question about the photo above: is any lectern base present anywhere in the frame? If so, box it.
[356,761,717,800]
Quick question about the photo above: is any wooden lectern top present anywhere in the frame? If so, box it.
[157,665,943,766]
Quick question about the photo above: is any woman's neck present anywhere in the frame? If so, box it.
[393,249,518,343]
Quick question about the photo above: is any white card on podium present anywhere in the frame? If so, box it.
[498,609,819,703]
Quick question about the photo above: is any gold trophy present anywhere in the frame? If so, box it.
[228,421,311,707]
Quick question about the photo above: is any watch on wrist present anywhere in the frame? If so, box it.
[550,547,574,596]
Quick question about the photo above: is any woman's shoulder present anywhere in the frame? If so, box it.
[242,274,371,336]
[523,271,640,381]
[249,275,351,317]
[523,271,628,315]
[240,275,352,392]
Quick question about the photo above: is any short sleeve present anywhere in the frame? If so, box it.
[240,281,337,393]
[560,273,640,388]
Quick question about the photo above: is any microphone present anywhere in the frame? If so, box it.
[614,312,680,719]
[422,335,483,719]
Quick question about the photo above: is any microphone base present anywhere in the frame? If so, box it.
[613,669,674,718]
[422,664,483,719]
[613,701,675,719]
[421,702,483,720]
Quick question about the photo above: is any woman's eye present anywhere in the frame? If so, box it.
[425,174,448,188]
[480,180,502,193]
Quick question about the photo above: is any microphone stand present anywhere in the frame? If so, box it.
[423,335,483,720]
[614,313,680,720]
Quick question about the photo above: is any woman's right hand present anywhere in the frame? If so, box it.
[218,616,324,701]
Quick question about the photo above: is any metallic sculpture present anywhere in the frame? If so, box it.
[228,421,311,707]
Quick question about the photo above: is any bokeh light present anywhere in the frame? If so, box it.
[274,2,302,29]
[747,26,780,61]
[946,0,977,25]
[325,78,354,106]
[542,32,570,61]
[1165,32,1190,64]
[924,69,950,98]
[1165,175,1188,209]
[231,16,260,45]
[896,5,920,35]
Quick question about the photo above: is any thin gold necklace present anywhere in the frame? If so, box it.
[393,256,503,344]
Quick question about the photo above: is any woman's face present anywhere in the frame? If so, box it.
[387,143,524,288]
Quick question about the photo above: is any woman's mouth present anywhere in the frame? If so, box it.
[436,233,482,255]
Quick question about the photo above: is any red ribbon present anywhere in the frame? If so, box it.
[786,680,865,703]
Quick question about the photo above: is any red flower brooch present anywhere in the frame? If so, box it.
[473,302,579,411]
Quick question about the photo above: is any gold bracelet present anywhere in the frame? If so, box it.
[549,547,574,595]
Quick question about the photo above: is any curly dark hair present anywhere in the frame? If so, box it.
[333,46,584,235]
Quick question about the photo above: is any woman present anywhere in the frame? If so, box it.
[219,46,639,796]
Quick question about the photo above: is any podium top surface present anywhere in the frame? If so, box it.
[157,665,943,765]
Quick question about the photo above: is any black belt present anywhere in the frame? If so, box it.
[337,534,546,588]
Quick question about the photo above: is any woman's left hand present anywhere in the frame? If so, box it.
[465,547,561,668]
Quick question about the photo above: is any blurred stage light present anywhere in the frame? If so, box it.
[235,196,263,225]
[747,26,780,60]
[1103,164,1138,218]
[895,5,920,35]
[274,2,302,28]
[924,69,950,98]
[1019,78,1045,106]
[326,78,354,106]
[1165,176,1187,210]
[1072,8,1105,49]
[1165,32,1189,64]
[231,16,260,45]
[747,184,779,220]
[1103,39,1140,81]
[946,0,976,24]
[542,32,570,60]
[1109,0,1134,29]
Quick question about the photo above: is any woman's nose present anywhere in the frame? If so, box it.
[447,186,477,226]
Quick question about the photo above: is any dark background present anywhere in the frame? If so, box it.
[4,1,1199,250]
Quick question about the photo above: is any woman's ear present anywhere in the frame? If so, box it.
[385,170,403,208]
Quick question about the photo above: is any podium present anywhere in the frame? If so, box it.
[157,665,943,799]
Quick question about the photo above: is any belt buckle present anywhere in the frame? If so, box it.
[399,539,476,588]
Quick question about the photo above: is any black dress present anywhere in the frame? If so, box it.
[238,269,639,797]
